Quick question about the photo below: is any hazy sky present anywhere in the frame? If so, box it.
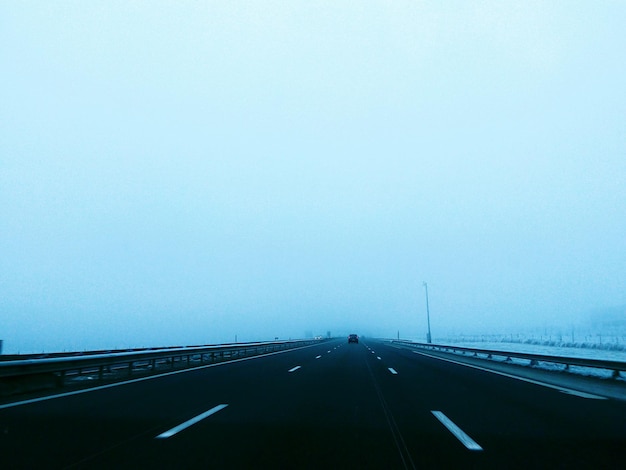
[2,2,625,353]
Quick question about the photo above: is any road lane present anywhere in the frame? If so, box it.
[2,337,626,468]
[362,338,626,467]
[67,339,409,468]
[0,340,337,468]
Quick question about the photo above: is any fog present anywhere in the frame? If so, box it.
[1,2,625,353]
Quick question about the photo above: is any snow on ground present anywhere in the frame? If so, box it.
[401,336,626,381]
[438,340,626,363]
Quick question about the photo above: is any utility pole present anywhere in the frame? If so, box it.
[423,282,432,343]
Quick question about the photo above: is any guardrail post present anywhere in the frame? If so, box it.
[128,362,134,377]
[613,370,620,379]
[98,365,104,381]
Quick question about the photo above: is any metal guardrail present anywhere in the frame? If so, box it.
[0,339,325,394]
[391,340,626,379]
[0,341,294,362]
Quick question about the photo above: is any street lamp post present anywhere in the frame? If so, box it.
[423,282,432,343]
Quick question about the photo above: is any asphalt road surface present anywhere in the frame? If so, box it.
[2,338,626,468]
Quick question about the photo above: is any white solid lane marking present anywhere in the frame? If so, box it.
[288,366,302,372]
[315,355,322,359]
[388,367,398,375]
[412,350,607,400]
[431,411,483,451]
[559,389,606,399]
[377,357,381,360]
[156,404,228,439]
[0,343,322,411]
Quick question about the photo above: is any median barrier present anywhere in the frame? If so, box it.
[0,339,325,397]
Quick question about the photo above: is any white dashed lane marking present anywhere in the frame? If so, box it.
[431,411,483,451]
[156,404,229,439]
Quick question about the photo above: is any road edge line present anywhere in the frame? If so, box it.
[410,350,607,400]
[0,342,328,410]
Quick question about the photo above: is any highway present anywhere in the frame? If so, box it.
[2,338,626,468]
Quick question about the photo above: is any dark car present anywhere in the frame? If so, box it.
[348,334,359,343]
